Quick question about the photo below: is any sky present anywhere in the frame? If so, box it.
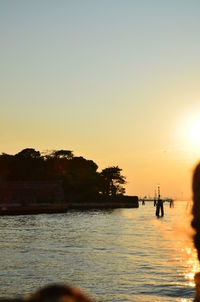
[1,0,200,200]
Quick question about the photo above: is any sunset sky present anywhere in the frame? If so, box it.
[1,1,200,200]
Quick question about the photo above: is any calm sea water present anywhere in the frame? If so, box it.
[0,201,198,301]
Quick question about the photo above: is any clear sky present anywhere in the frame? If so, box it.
[1,0,200,200]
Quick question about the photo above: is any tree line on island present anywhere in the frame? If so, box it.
[0,148,126,203]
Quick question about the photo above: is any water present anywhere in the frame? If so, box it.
[0,201,198,301]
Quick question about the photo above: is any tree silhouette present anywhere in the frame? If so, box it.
[13,148,44,180]
[0,149,127,202]
[100,166,126,197]
[51,150,74,159]
[62,157,99,202]
[16,148,41,159]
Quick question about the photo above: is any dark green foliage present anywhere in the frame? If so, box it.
[0,149,126,202]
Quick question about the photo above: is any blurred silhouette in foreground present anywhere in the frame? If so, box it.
[0,284,94,302]
[192,162,200,302]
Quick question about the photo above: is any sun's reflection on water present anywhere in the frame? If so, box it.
[167,201,200,290]
[181,246,199,287]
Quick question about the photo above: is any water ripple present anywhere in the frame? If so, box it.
[0,202,196,301]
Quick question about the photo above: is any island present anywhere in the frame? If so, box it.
[0,148,139,215]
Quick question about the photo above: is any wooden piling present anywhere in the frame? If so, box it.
[156,199,164,217]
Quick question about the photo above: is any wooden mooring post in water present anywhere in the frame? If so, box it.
[155,185,164,217]
[139,187,173,216]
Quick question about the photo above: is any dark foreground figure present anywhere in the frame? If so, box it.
[0,284,93,302]
[2,162,200,301]
[192,162,200,302]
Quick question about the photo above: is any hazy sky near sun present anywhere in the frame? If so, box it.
[1,0,200,199]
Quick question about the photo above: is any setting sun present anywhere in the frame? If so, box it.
[178,112,200,152]
[186,115,200,148]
